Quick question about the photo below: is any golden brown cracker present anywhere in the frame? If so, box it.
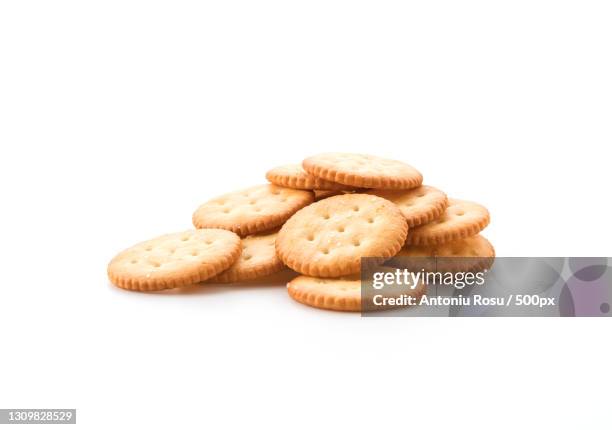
[192,184,314,236]
[210,230,285,283]
[287,271,426,312]
[369,185,448,227]
[266,164,348,190]
[303,152,422,190]
[108,229,242,291]
[276,194,408,277]
[406,198,490,245]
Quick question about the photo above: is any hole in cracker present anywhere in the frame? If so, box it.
[243,254,252,260]
[353,206,360,212]
[152,262,161,268]
[367,218,374,224]
[417,193,425,198]
[181,236,189,241]
[130,259,138,264]
[206,240,213,245]
[307,234,315,241]
[191,250,199,256]
[456,211,465,216]
[145,246,153,251]
[223,209,231,214]
[353,240,361,247]
[322,248,330,255]
[323,214,330,220]
[337,226,345,233]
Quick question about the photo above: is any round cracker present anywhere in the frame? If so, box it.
[395,235,495,273]
[287,274,362,311]
[303,152,423,190]
[287,272,426,312]
[266,164,348,190]
[276,194,408,277]
[210,230,285,283]
[369,185,448,227]
[192,184,314,237]
[108,229,241,291]
[406,198,490,246]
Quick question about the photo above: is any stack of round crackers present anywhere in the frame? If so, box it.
[108,152,493,312]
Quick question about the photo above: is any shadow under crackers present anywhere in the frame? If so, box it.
[107,269,298,296]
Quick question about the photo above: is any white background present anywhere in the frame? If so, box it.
[1,1,611,429]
